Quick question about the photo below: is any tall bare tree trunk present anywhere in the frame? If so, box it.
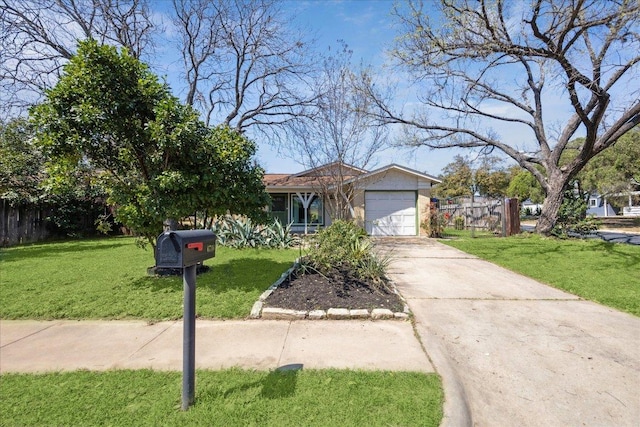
[536,180,566,235]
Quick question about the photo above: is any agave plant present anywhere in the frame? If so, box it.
[210,216,298,249]
[264,219,299,248]
[228,217,264,248]
[210,217,231,246]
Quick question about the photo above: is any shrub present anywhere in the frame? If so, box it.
[552,189,600,237]
[421,205,446,237]
[303,220,390,290]
[308,220,367,270]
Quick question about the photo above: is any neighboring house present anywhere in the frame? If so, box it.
[263,162,441,236]
[586,194,618,217]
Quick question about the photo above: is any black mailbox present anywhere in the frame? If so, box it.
[156,230,216,268]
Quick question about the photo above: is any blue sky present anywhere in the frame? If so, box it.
[250,0,464,176]
[152,0,461,176]
[285,0,395,65]
[150,0,628,177]
[147,1,637,178]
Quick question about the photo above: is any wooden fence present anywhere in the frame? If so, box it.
[436,197,520,236]
[1,200,51,246]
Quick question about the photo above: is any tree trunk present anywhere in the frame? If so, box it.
[163,218,178,232]
[536,180,565,235]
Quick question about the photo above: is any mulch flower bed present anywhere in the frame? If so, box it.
[264,267,405,312]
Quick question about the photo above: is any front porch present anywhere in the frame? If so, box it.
[268,192,331,234]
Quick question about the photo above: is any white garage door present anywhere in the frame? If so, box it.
[365,191,416,236]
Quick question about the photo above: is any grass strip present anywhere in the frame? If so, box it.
[0,237,299,320]
[440,231,640,316]
[0,369,443,427]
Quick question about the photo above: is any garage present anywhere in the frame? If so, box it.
[365,191,416,236]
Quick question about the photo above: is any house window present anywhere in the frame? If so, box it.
[269,193,288,225]
[271,194,287,211]
[291,194,323,225]
[590,199,597,207]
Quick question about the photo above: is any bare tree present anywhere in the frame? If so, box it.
[362,0,640,235]
[290,43,388,220]
[0,0,156,117]
[171,0,316,135]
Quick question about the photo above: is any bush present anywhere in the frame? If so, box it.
[303,220,390,290]
[552,189,600,237]
[421,204,446,237]
[308,220,367,269]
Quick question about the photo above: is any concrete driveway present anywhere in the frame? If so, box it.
[377,238,640,427]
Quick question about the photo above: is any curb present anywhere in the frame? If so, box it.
[249,260,412,321]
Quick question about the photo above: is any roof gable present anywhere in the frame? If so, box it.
[345,163,441,185]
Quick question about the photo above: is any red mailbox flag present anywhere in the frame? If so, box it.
[186,242,203,251]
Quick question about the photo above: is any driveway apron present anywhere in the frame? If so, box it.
[377,237,640,427]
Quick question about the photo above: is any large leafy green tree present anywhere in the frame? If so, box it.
[432,156,472,198]
[474,157,510,198]
[0,118,44,205]
[507,168,545,204]
[31,40,269,248]
[434,155,510,199]
[579,128,640,205]
[1,118,107,237]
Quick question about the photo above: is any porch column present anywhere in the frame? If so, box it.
[296,192,315,234]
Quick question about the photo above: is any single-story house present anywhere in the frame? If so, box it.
[263,162,441,236]
[586,194,618,217]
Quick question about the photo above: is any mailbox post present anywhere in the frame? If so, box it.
[155,230,216,410]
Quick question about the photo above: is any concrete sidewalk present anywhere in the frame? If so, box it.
[0,319,433,373]
[379,237,640,427]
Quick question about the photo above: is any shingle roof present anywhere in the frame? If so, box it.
[263,174,323,187]
[264,162,364,189]
[263,162,441,189]
[263,173,360,188]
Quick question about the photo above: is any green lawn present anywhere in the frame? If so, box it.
[0,237,445,425]
[440,231,640,316]
[0,237,299,320]
[0,369,443,427]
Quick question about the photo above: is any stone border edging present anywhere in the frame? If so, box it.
[249,259,411,320]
